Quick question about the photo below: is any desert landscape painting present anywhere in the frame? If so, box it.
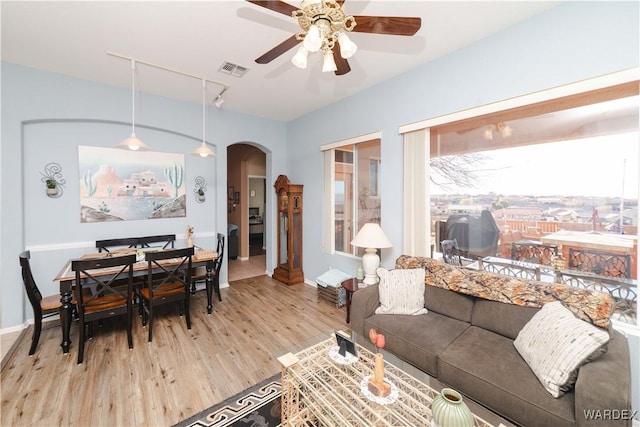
[78,146,186,222]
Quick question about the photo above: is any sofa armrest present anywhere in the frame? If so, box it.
[349,284,379,339]
[574,329,632,427]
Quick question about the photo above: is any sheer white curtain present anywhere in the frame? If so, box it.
[402,128,431,256]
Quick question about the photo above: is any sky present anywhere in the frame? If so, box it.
[431,132,639,199]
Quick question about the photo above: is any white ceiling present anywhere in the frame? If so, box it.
[1,1,560,122]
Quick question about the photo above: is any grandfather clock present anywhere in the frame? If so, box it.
[273,175,304,286]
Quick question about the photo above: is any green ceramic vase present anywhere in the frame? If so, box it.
[431,388,474,427]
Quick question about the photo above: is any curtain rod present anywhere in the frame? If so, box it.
[107,51,229,98]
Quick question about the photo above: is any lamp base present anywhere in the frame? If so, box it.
[362,248,380,286]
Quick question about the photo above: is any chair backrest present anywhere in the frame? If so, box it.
[19,251,43,312]
[441,239,462,266]
[71,254,136,318]
[96,237,139,253]
[144,247,194,296]
[139,234,176,249]
[511,241,558,266]
[212,233,225,275]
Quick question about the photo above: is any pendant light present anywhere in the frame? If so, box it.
[117,59,149,151]
[191,79,216,158]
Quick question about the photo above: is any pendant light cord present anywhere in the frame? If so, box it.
[131,59,136,135]
[202,79,206,145]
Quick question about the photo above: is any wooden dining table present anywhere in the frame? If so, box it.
[53,248,217,354]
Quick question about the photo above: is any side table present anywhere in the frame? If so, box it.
[341,278,362,324]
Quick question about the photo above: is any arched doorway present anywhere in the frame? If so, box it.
[227,143,267,281]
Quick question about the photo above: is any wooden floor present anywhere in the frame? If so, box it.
[1,276,347,426]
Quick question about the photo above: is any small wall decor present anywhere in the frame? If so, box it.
[193,176,207,203]
[40,162,66,198]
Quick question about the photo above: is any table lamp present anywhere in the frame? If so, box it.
[351,223,392,286]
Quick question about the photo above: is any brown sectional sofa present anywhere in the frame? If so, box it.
[350,256,632,427]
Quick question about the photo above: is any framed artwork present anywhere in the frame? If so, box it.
[78,146,186,223]
[234,191,240,204]
[228,186,234,200]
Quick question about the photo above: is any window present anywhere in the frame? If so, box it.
[322,133,382,256]
[401,69,639,328]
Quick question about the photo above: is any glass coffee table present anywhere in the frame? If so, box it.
[277,335,495,426]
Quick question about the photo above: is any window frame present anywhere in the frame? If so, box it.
[400,68,640,332]
[322,131,382,257]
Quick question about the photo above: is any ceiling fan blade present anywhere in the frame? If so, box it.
[246,0,298,17]
[351,16,421,36]
[333,43,351,76]
[255,35,300,64]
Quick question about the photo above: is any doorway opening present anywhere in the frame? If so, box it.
[227,143,267,281]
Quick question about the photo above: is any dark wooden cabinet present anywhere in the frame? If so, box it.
[273,175,304,286]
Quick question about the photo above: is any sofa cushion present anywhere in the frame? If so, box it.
[472,298,540,340]
[514,301,610,398]
[425,285,475,323]
[375,268,428,315]
[439,326,576,427]
[364,312,469,377]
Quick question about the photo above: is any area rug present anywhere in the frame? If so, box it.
[175,374,281,427]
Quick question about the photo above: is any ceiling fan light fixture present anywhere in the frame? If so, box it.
[303,24,322,52]
[322,50,337,73]
[338,32,357,58]
[291,45,309,69]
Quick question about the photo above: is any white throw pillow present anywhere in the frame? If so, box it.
[514,301,610,398]
[375,267,428,315]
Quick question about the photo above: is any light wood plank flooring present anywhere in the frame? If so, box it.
[1,276,346,426]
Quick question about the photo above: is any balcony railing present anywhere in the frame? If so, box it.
[470,256,637,325]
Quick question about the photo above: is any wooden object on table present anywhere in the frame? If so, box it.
[368,353,391,397]
[273,175,304,286]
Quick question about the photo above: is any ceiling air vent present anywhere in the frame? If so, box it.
[219,61,249,78]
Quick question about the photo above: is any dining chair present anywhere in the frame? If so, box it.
[138,234,176,249]
[441,239,463,266]
[191,233,224,302]
[96,237,140,253]
[19,250,64,355]
[71,254,136,364]
[140,247,194,342]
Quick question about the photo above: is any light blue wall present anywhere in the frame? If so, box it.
[1,0,638,418]
[285,0,639,417]
[1,62,288,329]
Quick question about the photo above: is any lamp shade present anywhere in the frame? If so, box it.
[322,50,337,73]
[291,45,309,69]
[191,142,216,158]
[351,223,392,249]
[117,133,149,151]
[338,32,357,58]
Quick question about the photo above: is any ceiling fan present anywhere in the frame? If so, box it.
[246,0,422,75]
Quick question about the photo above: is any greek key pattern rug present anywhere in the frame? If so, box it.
[176,375,281,427]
